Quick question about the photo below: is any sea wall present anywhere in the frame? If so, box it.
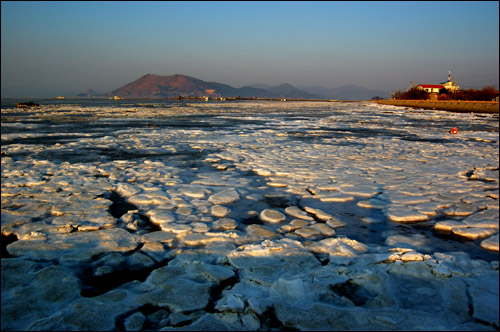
[377,99,499,113]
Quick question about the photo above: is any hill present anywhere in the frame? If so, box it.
[107,74,321,99]
[268,83,323,99]
[76,89,102,97]
[108,74,228,98]
[108,74,273,98]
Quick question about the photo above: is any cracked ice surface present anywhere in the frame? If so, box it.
[1,100,499,331]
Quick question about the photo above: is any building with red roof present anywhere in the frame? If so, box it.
[417,71,459,93]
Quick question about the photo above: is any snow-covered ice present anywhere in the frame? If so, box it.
[1,99,498,331]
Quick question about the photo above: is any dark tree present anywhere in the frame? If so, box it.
[395,87,430,100]
[455,86,499,101]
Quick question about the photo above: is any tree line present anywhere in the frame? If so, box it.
[393,86,499,101]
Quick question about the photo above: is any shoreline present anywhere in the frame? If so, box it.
[3,97,500,114]
[376,99,499,114]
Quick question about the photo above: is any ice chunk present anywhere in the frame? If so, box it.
[273,277,308,301]
[468,274,499,326]
[386,207,429,223]
[280,219,309,232]
[313,237,369,258]
[284,206,314,221]
[443,202,479,216]
[176,206,193,216]
[340,184,380,197]
[452,227,497,240]
[179,187,207,199]
[7,228,140,264]
[158,223,191,234]
[138,276,211,313]
[267,181,288,188]
[326,218,347,228]
[434,220,468,232]
[463,209,499,229]
[128,194,167,205]
[480,234,499,251]
[116,183,142,197]
[142,231,176,244]
[124,312,146,331]
[310,223,335,236]
[215,294,245,312]
[316,184,341,191]
[259,209,286,223]
[212,218,237,231]
[254,168,272,176]
[192,222,210,233]
[391,194,430,205]
[294,226,322,238]
[149,211,175,226]
[246,224,276,238]
[211,205,230,218]
[180,233,229,246]
[400,251,425,262]
[208,189,240,205]
[319,192,354,202]
[303,206,333,221]
[414,201,441,216]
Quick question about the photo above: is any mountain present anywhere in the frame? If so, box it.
[76,89,102,97]
[300,85,389,100]
[268,83,323,99]
[247,83,276,90]
[108,74,230,98]
[105,74,389,100]
[236,86,280,98]
[108,74,278,98]
[107,74,322,99]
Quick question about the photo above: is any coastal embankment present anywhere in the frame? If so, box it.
[377,99,499,113]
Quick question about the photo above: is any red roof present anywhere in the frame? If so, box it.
[418,84,444,89]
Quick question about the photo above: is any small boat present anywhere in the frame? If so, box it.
[56,96,65,99]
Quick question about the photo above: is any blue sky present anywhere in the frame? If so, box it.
[1,1,499,97]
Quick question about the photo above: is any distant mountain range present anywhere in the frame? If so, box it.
[267,83,322,99]
[76,89,101,97]
[77,74,389,100]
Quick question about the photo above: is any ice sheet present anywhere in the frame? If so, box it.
[1,100,498,331]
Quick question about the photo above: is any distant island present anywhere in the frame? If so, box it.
[76,89,102,98]
[77,74,389,100]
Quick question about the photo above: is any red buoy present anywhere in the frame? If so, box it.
[450,127,458,134]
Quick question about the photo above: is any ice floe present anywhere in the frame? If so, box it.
[1,101,498,331]
[208,189,241,205]
[259,209,286,223]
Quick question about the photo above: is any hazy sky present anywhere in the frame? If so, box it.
[2,1,499,97]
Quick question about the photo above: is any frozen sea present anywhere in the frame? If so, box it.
[1,99,499,331]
